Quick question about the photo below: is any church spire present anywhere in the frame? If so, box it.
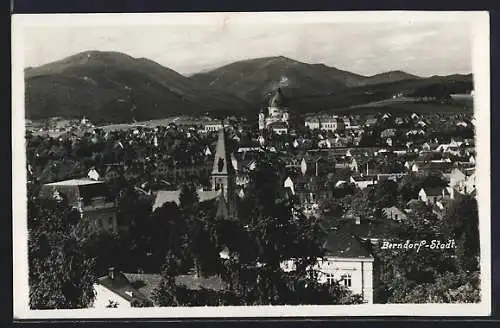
[212,126,234,176]
[211,125,238,220]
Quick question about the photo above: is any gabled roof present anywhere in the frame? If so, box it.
[152,189,219,211]
[97,272,153,306]
[322,230,373,259]
[351,175,377,182]
[120,272,227,305]
[336,218,400,241]
[40,179,113,206]
[421,161,454,172]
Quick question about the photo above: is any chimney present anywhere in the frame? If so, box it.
[108,267,115,280]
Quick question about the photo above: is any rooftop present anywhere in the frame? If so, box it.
[97,271,153,306]
[152,189,219,211]
[45,178,104,186]
[322,230,373,259]
[335,218,401,241]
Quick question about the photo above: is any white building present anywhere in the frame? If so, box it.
[284,176,295,195]
[205,123,224,132]
[305,116,345,132]
[88,168,100,181]
[259,88,290,131]
[281,231,374,304]
[40,179,118,233]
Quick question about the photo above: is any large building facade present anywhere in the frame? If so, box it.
[40,179,118,233]
[259,88,290,132]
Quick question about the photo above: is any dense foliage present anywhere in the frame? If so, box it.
[152,156,363,306]
[28,196,97,309]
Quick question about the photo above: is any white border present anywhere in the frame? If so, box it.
[12,11,491,319]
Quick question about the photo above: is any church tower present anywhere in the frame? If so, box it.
[211,126,238,219]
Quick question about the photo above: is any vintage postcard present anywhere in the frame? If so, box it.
[12,11,491,319]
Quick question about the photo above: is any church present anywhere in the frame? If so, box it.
[211,126,239,220]
[258,88,290,134]
[152,125,240,221]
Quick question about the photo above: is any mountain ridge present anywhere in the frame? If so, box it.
[25,51,253,123]
[24,51,473,122]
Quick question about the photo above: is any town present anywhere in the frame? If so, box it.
[26,87,480,308]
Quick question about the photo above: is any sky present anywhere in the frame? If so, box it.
[21,17,473,77]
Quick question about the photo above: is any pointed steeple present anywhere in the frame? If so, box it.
[212,124,234,176]
[211,124,238,220]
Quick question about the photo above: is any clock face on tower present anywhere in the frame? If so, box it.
[218,158,224,172]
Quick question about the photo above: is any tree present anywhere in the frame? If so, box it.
[443,195,479,272]
[372,179,398,209]
[116,187,154,271]
[150,201,189,272]
[151,154,363,306]
[391,271,480,303]
[28,196,96,309]
[179,182,222,277]
[218,156,362,305]
[83,230,121,276]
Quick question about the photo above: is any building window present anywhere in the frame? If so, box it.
[341,273,352,287]
[326,273,336,285]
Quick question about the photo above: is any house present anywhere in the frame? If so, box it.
[335,157,359,173]
[376,172,406,182]
[365,118,378,127]
[40,178,118,233]
[421,160,454,174]
[88,168,100,181]
[449,168,467,190]
[94,268,228,308]
[284,176,295,195]
[204,122,224,133]
[394,117,404,125]
[405,160,424,172]
[350,175,377,189]
[421,142,431,152]
[318,138,332,148]
[450,168,476,196]
[316,231,374,304]
[318,116,344,132]
[418,187,450,205]
[406,129,426,137]
[380,129,396,139]
[335,217,401,245]
[382,113,392,120]
[93,268,154,308]
[304,117,320,130]
[382,206,407,222]
[281,230,374,304]
[299,155,333,177]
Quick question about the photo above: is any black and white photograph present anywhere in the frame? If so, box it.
[12,11,491,318]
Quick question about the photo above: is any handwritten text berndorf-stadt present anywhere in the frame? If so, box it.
[380,239,457,253]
